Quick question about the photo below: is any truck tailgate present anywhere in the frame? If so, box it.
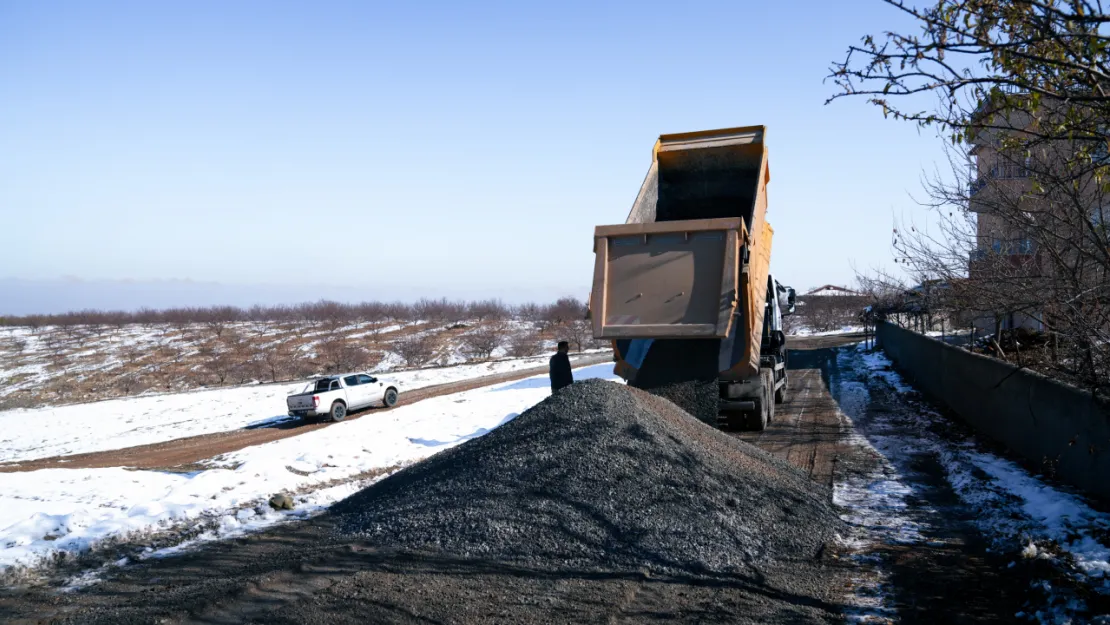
[287,393,316,411]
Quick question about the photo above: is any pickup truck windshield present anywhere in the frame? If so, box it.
[314,379,334,393]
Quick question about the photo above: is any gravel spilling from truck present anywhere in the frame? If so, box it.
[629,338,722,425]
[330,379,843,576]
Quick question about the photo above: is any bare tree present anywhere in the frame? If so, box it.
[202,306,240,340]
[246,305,273,338]
[393,333,438,368]
[513,302,545,328]
[258,341,292,383]
[829,0,1110,149]
[468,299,509,323]
[461,323,509,360]
[506,332,543,358]
[118,371,147,396]
[885,139,1110,390]
[317,337,370,373]
[42,334,71,372]
[310,300,351,332]
[544,297,586,328]
[118,343,145,370]
[561,318,597,353]
[4,337,27,356]
[831,0,1110,396]
[383,302,414,323]
[198,344,235,385]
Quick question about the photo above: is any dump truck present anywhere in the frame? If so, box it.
[589,125,796,430]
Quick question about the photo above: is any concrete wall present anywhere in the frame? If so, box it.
[876,321,1110,499]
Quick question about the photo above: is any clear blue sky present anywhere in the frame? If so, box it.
[0,0,940,312]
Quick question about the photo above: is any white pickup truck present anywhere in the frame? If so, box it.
[286,373,400,422]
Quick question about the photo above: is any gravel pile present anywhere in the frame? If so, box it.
[330,379,842,577]
[630,338,721,424]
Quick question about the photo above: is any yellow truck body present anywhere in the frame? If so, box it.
[591,125,774,382]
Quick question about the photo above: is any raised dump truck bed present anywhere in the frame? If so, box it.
[590,125,794,430]
[590,217,744,340]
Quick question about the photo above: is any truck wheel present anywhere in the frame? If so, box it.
[329,401,347,422]
[751,369,773,430]
[775,381,786,405]
[749,398,768,431]
[383,388,399,407]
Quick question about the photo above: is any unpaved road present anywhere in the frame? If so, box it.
[0,353,613,473]
[730,333,1031,623]
[732,333,862,487]
[0,334,1050,623]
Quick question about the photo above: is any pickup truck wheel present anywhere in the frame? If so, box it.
[329,401,347,422]
[383,388,399,408]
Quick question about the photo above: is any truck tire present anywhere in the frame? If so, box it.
[329,401,347,422]
[383,387,399,407]
[750,369,773,430]
[749,398,767,431]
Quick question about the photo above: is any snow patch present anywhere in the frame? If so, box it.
[0,365,621,573]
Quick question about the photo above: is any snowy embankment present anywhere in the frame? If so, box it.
[0,353,597,464]
[0,364,621,575]
[843,343,1110,624]
[789,325,865,337]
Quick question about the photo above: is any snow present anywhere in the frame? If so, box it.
[967,452,1110,580]
[852,344,1110,623]
[832,377,919,624]
[0,353,599,463]
[857,351,914,393]
[0,364,622,573]
[789,325,866,337]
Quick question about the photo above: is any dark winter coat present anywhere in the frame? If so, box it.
[549,351,573,392]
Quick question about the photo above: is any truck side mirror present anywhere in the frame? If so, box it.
[782,287,797,316]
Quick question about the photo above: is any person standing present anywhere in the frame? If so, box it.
[549,340,573,393]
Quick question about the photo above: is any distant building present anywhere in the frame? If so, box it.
[960,96,1100,333]
[804,285,861,297]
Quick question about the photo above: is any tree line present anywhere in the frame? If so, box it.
[0,297,590,331]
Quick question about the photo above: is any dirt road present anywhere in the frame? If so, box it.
[736,333,1031,623]
[730,333,863,487]
[0,353,614,473]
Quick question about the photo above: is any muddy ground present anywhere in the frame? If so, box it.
[0,334,1052,623]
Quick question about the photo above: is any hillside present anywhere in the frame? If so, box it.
[0,315,601,410]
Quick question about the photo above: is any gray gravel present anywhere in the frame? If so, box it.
[331,379,843,577]
[630,338,721,424]
[7,379,850,625]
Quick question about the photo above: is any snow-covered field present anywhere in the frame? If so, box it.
[841,343,1110,624]
[0,364,621,574]
[0,353,600,464]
